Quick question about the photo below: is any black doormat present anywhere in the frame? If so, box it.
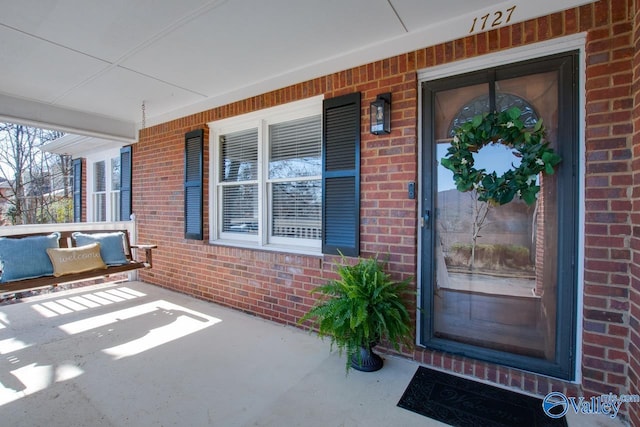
[397,367,567,427]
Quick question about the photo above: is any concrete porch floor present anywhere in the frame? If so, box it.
[0,281,625,427]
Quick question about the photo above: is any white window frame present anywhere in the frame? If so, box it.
[86,147,122,222]
[208,96,323,254]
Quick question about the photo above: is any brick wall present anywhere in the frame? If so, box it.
[135,0,637,420]
[629,1,640,426]
[136,63,418,322]
[581,0,634,404]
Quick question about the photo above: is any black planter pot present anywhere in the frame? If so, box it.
[350,344,383,372]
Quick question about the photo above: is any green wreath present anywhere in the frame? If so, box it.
[440,106,561,206]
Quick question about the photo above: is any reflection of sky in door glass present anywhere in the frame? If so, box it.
[437,143,523,191]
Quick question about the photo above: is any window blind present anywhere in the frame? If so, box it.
[269,115,321,179]
[220,128,258,234]
[269,115,322,240]
[222,185,258,234]
[94,161,106,192]
[271,181,321,239]
[221,128,258,182]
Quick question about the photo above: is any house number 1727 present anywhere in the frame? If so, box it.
[469,6,516,33]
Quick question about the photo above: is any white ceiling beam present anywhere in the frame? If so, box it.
[0,93,137,142]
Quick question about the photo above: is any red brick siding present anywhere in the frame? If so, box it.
[134,0,637,420]
[136,64,418,319]
[582,1,635,408]
[629,1,640,426]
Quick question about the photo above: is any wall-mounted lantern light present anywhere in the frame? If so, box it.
[370,93,391,135]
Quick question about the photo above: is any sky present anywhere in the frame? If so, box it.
[437,142,523,192]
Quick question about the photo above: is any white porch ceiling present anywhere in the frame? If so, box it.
[0,0,594,142]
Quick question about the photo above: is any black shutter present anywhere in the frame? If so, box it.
[120,146,132,221]
[185,129,204,240]
[72,158,82,223]
[322,93,361,256]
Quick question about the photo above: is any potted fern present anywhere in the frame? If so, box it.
[299,255,414,372]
